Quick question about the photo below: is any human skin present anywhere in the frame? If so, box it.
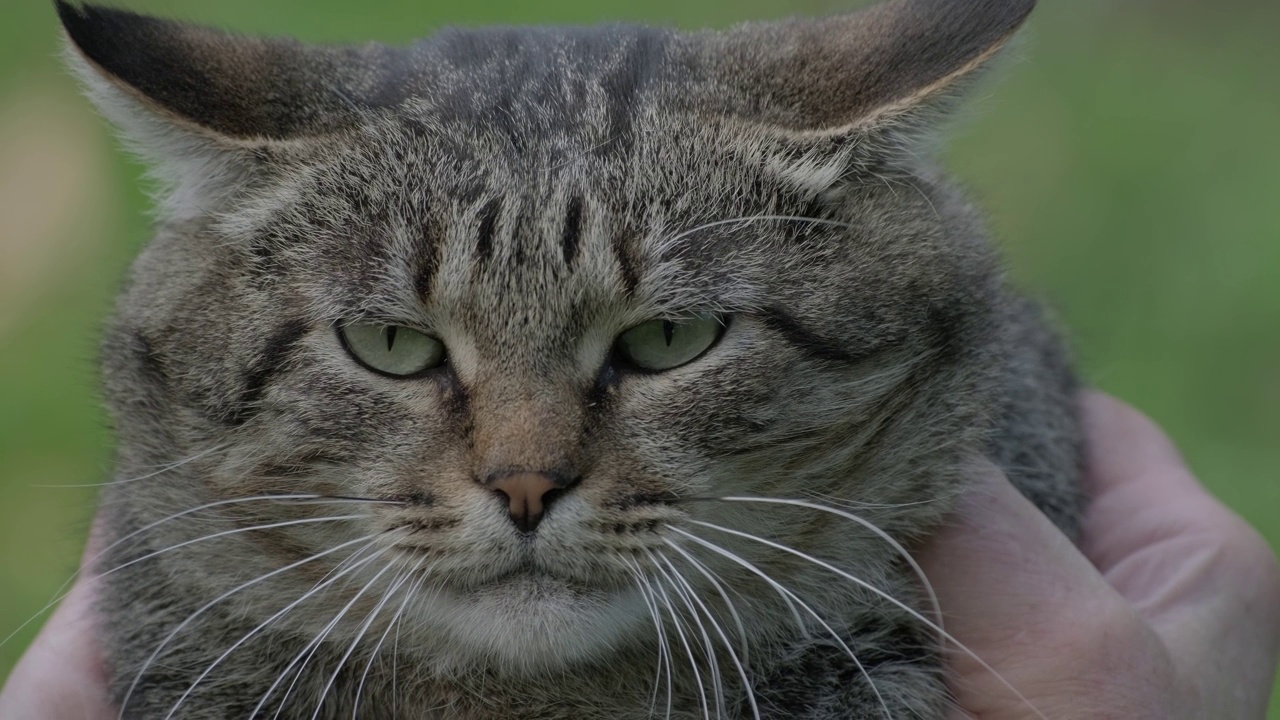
[2,391,1278,718]
[919,392,1280,718]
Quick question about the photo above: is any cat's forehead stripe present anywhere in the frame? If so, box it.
[610,229,641,298]
[560,196,584,268]
[413,214,441,303]
[473,198,502,265]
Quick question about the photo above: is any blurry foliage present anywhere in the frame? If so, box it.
[1,0,1277,711]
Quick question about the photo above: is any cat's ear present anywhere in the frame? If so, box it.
[55,1,407,141]
[706,0,1036,137]
[56,2,404,210]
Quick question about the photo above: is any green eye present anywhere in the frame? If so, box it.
[339,323,445,377]
[615,315,725,371]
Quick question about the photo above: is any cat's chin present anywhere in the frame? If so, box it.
[409,571,650,673]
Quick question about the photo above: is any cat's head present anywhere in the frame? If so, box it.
[63,0,1030,672]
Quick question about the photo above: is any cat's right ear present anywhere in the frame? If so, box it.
[55,2,404,208]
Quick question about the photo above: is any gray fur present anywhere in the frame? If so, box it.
[59,0,1081,716]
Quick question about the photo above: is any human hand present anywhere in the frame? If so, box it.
[0,526,114,720]
[921,392,1280,718]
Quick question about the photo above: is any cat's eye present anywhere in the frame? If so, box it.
[614,315,725,372]
[339,323,445,377]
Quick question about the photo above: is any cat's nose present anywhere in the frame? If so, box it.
[485,471,577,533]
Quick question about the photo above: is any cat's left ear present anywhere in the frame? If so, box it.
[704,0,1036,138]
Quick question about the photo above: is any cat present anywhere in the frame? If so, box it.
[56,0,1082,716]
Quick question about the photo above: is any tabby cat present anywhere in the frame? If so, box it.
[57,0,1081,716]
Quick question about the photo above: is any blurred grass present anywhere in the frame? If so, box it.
[1,0,1277,712]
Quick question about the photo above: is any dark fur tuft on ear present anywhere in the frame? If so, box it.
[56,1,406,140]
[706,0,1036,135]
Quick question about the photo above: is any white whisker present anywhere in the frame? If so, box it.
[662,538,752,666]
[32,443,228,488]
[391,573,410,718]
[354,559,426,719]
[672,527,891,720]
[119,533,378,719]
[165,544,392,720]
[650,560,710,720]
[311,563,414,720]
[649,550,724,719]
[688,520,1047,720]
[0,493,371,652]
[255,546,399,720]
[801,488,957,512]
[102,514,366,581]
[624,560,672,720]
[662,540,761,720]
[715,496,943,638]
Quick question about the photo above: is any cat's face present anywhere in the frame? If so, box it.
[68,0,1028,673]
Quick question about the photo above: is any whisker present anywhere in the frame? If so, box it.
[354,559,427,719]
[31,443,228,488]
[798,488,957,512]
[166,542,392,720]
[624,560,672,720]
[392,582,408,719]
[657,551,760,720]
[254,546,400,720]
[295,495,409,506]
[662,539,752,666]
[642,563,675,720]
[117,533,379,719]
[100,514,367,580]
[711,496,943,638]
[0,494,384,651]
[303,537,382,592]
[664,524,808,641]
[665,214,860,248]
[688,520,1048,720]
[672,527,891,720]
[648,550,724,719]
[661,540,761,720]
[650,559,710,720]
[311,562,415,720]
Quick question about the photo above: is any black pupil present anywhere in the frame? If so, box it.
[662,320,675,346]
[385,325,398,351]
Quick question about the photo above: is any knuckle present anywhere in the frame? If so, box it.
[1019,604,1177,714]
[1217,515,1280,597]
[1057,601,1158,667]
[1238,527,1280,603]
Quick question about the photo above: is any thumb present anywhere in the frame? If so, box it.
[0,517,114,720]
[917,462,1179,719]
[0,572,114,720]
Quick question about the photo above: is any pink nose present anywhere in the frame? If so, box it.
[486,472,565,533]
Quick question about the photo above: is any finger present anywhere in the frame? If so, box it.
[919,460,1179,719]
[0,572,114,720]
[1079,392,1280,718]
[1078,390,1197,498]
[0,515,115,719]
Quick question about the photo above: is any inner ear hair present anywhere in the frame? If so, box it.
[705,0,1037,138]
[55,1,405,142]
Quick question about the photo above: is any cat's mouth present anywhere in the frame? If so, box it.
[427,550,633,598]
[471,567,598,599]
[449,559,595,594]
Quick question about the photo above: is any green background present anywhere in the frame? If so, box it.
[2,0,1278,711]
